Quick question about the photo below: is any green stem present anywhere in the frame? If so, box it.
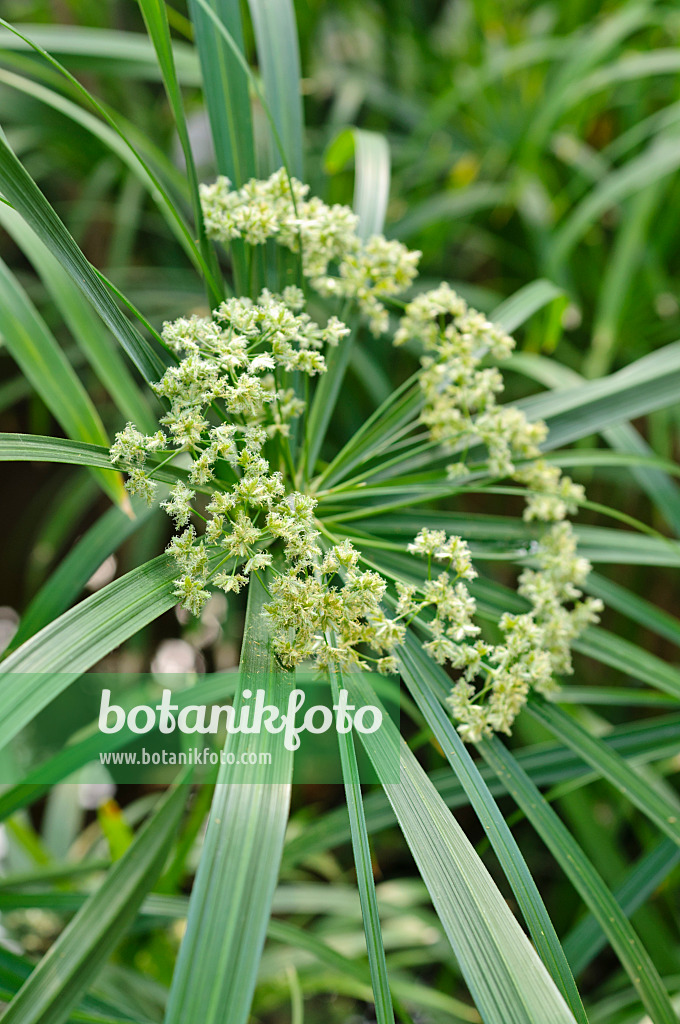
[146,448,183,480]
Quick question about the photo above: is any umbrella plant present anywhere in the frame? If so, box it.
[0,2,679,1024]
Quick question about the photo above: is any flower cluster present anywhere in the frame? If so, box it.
[110,175,601,743]
[200,169,420,335]
[395,283,584,521]
[110,287,347,506]
[268,529,479,674]
[399,525,603,742]
[264,538,403,673]
[110,285,352,617]
[392,284,600,736]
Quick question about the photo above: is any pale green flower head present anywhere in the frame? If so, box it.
[110,173,601,742]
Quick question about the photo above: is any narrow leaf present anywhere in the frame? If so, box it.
[137,0,222,305]
[0,132,168,384]
[564,836,680,975]
[325,128,391,240]
[0,554,179,748]
[491,279,565,333]
[283,711,680,868]
[163,572,293,1024]
[187,0,255,186]
[0,202,156,432]
[350,674,578,1024]
[0,255,124,504]
[0,433,187,486]
[247,0,304,178]
[399,638,588,1024]
[528,700,680,849]
[328,664,395,1024]
[478,735,677,1024]
[305,133,392,476]
[0,784,186,1024]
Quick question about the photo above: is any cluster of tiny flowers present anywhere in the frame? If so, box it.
[111,286,347,506]
[200,169,420,335]
[110,286,352,617]
[265,528,494,674]
[402,526,602,742]
[263,537,404,674]
[392,286,601,737]
[109,177,603,742]
[395,283,584,522]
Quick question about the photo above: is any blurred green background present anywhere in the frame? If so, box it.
[0,3,678,1020]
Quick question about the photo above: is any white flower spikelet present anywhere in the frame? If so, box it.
[397,282,583,519]
[200,169,420,336]
[405,524,602,741]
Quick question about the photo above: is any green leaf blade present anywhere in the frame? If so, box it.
[0,255,126,504]
[350,674,578,1024]
[528,700,680,848]
[399,638,588,1024]
[478,735,677,1024]
[163,572,293,1024]
[0,133,168,385]
[328,664,395,1024]
[247,0,304,178]
[0,554,179,748]
[0,784,186,1024]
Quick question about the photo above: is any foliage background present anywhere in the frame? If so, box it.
[0,1,678,1023]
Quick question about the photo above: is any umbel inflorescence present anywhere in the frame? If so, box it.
[110,170,602,742]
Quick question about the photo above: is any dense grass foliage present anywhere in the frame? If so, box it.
[0,2,678,1024]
